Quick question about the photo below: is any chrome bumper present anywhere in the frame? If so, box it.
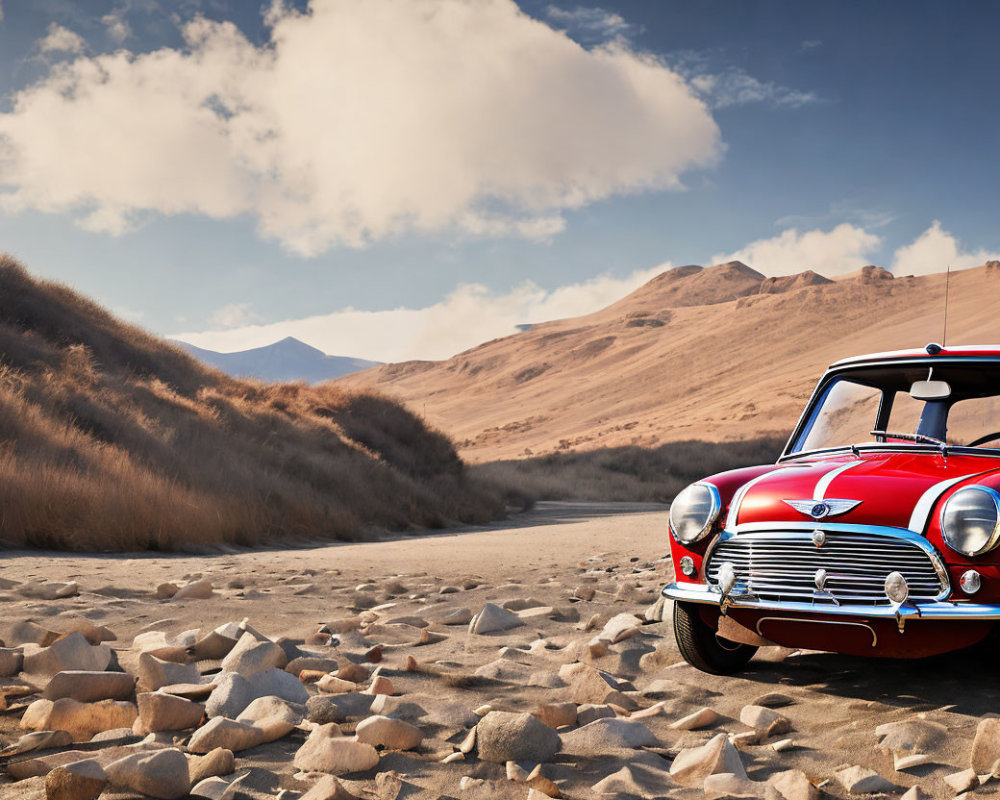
[662,581,1000,621]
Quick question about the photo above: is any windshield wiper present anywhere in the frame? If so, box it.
[870,430,949,455]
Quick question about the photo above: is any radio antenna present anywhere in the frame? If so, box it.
[942,266,951,346]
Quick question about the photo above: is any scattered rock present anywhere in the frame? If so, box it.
[944,768,977,794]
[592,763,676,797]
[21,697,137,742]
[44,758,108,800]
[535,702,577,729]
[576,704,615,726]
[476,711,561,763]
[876,719,948,755]
[205,668,308,718]
[188,717,266,753]
[670,707,718,731]
[768,769,819,800]
[0,729,74,756]
[137,652,200,692]
[220,631,286,676]
[971,718,1000,773]
[105,747,191,799]
[468,604,524,635]
[135,691,204,733]
[172,579,214,600]
[560,718,656,756]
[670,733,747,788]
[740,704,791,735]
[834,765,898,795]
[43,671,135,703]
[22,633,112,678]
[704,772,759,800]
[752,692,795,708]
[188,747,236,783]
[0,647,23,677]
[356,715,423,750]
[301,775,363,800]
[293,724,380,774]
[318,675,358,694]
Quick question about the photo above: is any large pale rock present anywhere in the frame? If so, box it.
[0,647,23,676]
[671,707,718,731]
[576,703,616,726]
[704,772,759,800]
[670,733,747,788]
[476,711,561,763]
[468,604,524,635]
[592,763,676,797]
[971,718,1000,773]
[355,715,423,750]
[593,613,643,644]
[22,633,112,678]
[220,631,286,676]
[188,747,236,783]
[566,665,625,706]
[439,607,474,626]
[560,718,656,757]
[293,724,380,774]
[189,717,266,753]
[205,668,308,718]
[172,578,214,600]
[0,729,74,756]
[768,770,820,800]
[307,693,375,724]
[237,695,305,727]
[300,775,363,800]
[105,747,191,799]
[137,652,200,692]
[44,671,135,703]
[318,675,358,694]
[834,765,898,795]
[740,704,791,735]
[535,702,577,729]
[190,624,241,660]
[21,697,137,742]
[136,691,204,733]
[44,758,107,800]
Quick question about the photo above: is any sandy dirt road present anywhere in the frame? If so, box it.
[0,502,996,798]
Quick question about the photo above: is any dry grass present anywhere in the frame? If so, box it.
[0,255,505,551]
[471,438,785,506]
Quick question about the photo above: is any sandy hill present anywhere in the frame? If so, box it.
[0,256,501,550]
[339,260,1000,462]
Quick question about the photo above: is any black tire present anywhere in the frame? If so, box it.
[673,601,758,675]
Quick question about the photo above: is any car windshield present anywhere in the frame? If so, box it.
[789,360,1000,455]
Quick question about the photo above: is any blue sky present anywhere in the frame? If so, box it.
[1,0,999,361]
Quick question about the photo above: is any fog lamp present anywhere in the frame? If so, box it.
[717,562,736,595]
[679,556,695,577]
[884,571,909,605]
[960,569,982,595]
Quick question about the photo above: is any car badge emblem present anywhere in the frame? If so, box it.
[784,499,862,520]
[812,530,826,548]
[814,568,828,590]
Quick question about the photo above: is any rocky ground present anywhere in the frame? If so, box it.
[0,501,997,799]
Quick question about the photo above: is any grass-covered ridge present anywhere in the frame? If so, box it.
[0,256,505,551]
[471,438,785,506]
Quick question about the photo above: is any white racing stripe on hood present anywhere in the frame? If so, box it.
[725,464,816,530]
[907,472,994,533]
[813,460,863,501]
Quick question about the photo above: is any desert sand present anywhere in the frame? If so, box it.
[0,502,993,799]
[340,263,1000,463]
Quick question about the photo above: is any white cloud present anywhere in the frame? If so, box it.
[0,0,721,256]
[172,264,670,362]
[712,223,881,277]
[545,6,632,40]
[891,220,1000,276]
[101,10,131,43]
[38,24,86,54]
[210,302,261,328]
[689,68,819,109]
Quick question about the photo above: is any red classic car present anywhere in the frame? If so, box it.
[664,343,1000,673]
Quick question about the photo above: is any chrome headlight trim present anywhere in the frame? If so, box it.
[669,482,722,545]
[940,486,1000,557]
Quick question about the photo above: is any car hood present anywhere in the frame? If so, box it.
[727,452,1000,533]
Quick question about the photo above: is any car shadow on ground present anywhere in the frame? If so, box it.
[739,643,1000,718]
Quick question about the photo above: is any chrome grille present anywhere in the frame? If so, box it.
[705,531,946,606]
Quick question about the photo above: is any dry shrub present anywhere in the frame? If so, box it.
[472,438,786,506]
[0,255,505,551]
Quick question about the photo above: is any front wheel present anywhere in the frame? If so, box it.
[673,601,757,675]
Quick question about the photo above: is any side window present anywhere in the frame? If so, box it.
[798,380,882,452]
[948,397,1000,446]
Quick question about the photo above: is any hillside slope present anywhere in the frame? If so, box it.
[339,261,1000,461]
[176,337,379,383]
[0,256,503,550]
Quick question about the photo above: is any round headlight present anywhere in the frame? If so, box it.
[669,483,721,544]
[940,486,1000,556]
